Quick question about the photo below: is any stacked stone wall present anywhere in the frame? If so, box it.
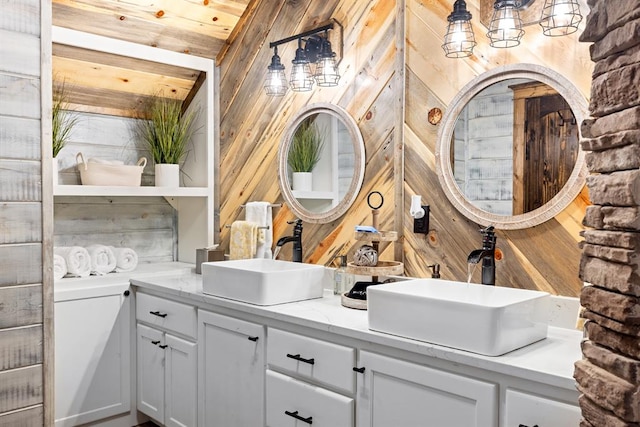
[575,1,640,426]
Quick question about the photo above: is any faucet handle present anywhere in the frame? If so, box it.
[479,225,495,235]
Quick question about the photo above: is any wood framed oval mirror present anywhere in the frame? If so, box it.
[436,64,588,230]
[278,103,365,223]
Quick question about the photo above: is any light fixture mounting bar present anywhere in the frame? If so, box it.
[269,22,334,49]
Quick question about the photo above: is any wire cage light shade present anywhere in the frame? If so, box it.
[264,47,288,96]
[487,0,524,48]
[539,0,583,36]
[313,35,340,86]
[289,39,314,92]
[442,0,477,58]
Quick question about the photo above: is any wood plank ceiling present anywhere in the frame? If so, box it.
[52,0,252,117]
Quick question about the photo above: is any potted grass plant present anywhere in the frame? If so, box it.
[52,79,78,185]
[135,95,197,187]
[288,117,324,192]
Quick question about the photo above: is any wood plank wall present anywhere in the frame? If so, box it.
[222,0,592,297]
[404,0,593,296]
[0,0,47,424]
[218,0,404,267]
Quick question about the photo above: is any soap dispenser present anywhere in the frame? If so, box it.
[334,255,354,296]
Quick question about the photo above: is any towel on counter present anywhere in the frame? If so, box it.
[86,244,117,275]
[110,247,139,273]
[53,254,67,280]
[229,220,259,260]
[54,246,91,277]
[245,201,273,259]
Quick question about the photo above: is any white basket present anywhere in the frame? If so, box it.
[76,152,147,186]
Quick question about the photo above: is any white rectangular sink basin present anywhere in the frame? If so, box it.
[367,279,550,356]
[201,259,326,305]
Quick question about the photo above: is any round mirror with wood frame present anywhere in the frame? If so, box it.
[278,103,365,223]
[435,64,588,230]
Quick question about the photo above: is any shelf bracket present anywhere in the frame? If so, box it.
[163,196,179,209]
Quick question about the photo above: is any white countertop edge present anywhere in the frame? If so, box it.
[124,265,583,392]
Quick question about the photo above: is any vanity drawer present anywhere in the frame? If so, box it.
[136,292,196,339]
[504,389,581,427]
[267,328,356,394]
[266,370,353,427]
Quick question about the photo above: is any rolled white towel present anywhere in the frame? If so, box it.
[53,254,67,281]
[86,244,117,275]
[110,247,139,273]
[54,246,91,278]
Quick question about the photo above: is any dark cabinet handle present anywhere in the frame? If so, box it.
[151,340,160,345]
[149,310,168,318]
[286,353,315,365]
[519,424,539,427]
[123,290,130,296]
[159,344,168,349]
[285,410,313,424]
[248,336,259,342]
[353,366,365,373]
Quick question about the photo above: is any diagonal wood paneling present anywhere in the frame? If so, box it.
[403,0,593,296]
[219,0,402,267]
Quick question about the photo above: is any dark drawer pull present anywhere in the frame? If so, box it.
[248,336,259,342]
[286,353,315,365]
[519,425,539,427]
[151,340,160,345]
[149,310,168,318]
[353,366,365,373]
[285,410,313,424]
[159,344,168,349]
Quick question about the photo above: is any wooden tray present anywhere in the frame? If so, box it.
[354,231,398,242]
[341,293,368,310]
[346,260,404,276]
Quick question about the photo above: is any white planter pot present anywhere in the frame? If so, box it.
[53,157,59,186]
[292,172,313,192]
[155,163,180,187]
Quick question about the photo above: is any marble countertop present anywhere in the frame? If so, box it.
[103,262,586,392]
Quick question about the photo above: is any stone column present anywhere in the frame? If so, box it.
[574,1,640,426]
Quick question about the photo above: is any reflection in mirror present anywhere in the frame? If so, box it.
[279,103,365,223]
[436,64,588,230]
[452,79,579,216]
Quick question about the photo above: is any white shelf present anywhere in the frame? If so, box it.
[291,190,337,200]
[54,185,210,197]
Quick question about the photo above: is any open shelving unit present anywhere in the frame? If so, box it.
[52,27,216,264]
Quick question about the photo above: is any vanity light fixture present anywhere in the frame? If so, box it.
[264,22,341,96]
[442,0,582,56]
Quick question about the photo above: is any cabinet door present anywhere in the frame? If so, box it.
[55,290,131,427]
[504,389,581,427]
[356,351,497,427]
[198,310,265,427]
[165,334,197,427]
[137,324,165,424]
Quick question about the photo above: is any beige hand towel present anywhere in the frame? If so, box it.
[245,201,273,259]
[229,220,259,260]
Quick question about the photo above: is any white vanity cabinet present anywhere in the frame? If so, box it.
[356,351,498,427]
[198,309,265,427]
[136,292,198,427]
[54,285,132,426]
[266,328,356,427]
[503,388,581,427]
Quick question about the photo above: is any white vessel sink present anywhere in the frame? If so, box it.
[201,259,326,305]
[367,279,550,356]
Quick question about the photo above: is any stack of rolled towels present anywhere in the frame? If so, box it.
[54,245,139,280]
